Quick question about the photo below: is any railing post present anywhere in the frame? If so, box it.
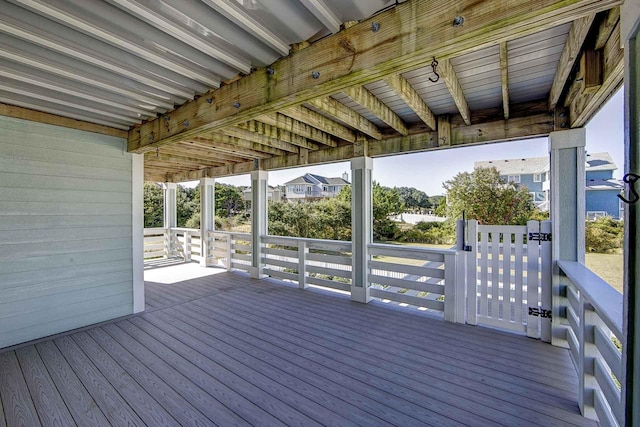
[350,157,372,303]
[541,220,553,342]
[164,228,172,258]
[443,252,458,323]
[184,231,191,262]
[298,240,308,289]
[226,235,233,271]
[527,220,541,339]
[466,220,478,325]
[200,177,215,267]
[250,170,268,279]
[579,295,598,420]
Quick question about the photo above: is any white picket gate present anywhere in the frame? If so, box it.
[465,220,552,340]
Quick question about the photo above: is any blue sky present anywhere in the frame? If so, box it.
[213,89,624,196]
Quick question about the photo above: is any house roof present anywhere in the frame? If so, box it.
[474,152,617,175]
[285,173,350,186]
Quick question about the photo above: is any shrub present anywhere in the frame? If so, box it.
[585,217,623,253]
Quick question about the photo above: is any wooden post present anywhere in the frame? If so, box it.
[466,220,478,325]
[622,1,640,425]
[251,170,268,279]
[298,240,308,289]
[163,182,177,258]
[443,252,457,322]
[351,157,372,303]
[549,128,586,348]
[131,153,144,313]
[199,178,215,267]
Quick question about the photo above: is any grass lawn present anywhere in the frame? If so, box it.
[372,241,453,266]
[585,252,623,294]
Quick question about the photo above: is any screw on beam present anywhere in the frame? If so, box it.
[371,22,380,32]
[233,102,241,108]
[453,16,465,27]
[311,71,320,79]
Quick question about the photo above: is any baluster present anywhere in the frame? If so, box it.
[298,240,308,289]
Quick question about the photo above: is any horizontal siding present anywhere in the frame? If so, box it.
[0,115,133,349]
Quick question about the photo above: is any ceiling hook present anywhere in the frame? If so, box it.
[428,57,440,83]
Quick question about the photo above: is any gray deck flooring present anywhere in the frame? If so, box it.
[0,264,596,426]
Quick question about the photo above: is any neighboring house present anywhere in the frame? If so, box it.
[474,152,623,219]
[242,185,283,208]
[285,173,350,202]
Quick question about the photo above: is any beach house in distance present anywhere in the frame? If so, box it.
[475,152,623,219]
[284,173,350,202]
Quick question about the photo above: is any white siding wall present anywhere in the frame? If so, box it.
[0,116,134,349]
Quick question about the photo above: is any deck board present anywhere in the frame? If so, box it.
[0,264,597,427]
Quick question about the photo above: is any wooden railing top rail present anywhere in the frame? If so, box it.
[369,242,455,256]
[144,227,167,234]
[209,230,251,239]
[558,260,623,339]
[261,235,351,251]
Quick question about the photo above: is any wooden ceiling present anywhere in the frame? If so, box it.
[3,0,624,183]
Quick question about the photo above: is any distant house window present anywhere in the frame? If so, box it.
[507,175,521,183]
[533,173,543,182]
[294,184,304,193]
[306,186,312,195]
[530,192,546,202]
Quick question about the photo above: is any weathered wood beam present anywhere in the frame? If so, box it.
[128,0,620,153]
[196,132,290,156]
[500,42,510,120]
[383,74,436,130]
[255,112,338,147]
[217,127,302,153]
[0,102,128,137]
[548,14,596,110]
[344,86,408,135]
[307,97,382,139]
[437,115,451,146]
[236,121,319,150]
[569,20,623,127]
[165,108,555,182]
[439,59,471,126]
[171,141,272,159]
[594,7,620,49]
[280,105,356,142]
[145,150,227,166]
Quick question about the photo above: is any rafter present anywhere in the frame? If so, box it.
[172,140,274,159]
[500,42,510,120]
[280,105,356,142]
[439,59,471,126]
[344,86,408,135]
[218,127,302,154]
[144,151,227,167]
[236,121,318,150]
[196,131,290,156]
[548,14,596,110]
[165,101,554,182]
[255,112,338,147]
[383,74,436,130]
[128,0,619,153]
[307,97,382,139]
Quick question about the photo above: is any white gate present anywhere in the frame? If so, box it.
[465,220,552,340]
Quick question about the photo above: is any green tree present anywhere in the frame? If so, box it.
[443,167,534,225]
[395,186,431,211]
[143,183,163,227]
[177,185,199,227]
[215,183,245,217]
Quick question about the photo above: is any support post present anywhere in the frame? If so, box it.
[131,154,144,313]
[351,157,372,303]
[251,170,268,279]
[298,240,308,289]
[163,182,177,258]
[549,128,586,348]
[622,1,640,425]
[541,220,553,342]
[466,220,478,325]
[578,297,598,420]
[200,178,215,267]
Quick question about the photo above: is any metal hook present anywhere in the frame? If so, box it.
[428,57,439,83]
[156,147,159,158]
[619,173,640,204]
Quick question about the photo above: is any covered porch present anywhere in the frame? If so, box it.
[0,263,593,426]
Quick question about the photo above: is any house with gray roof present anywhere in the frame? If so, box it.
[284,173,350,202]
[475,152,623,219]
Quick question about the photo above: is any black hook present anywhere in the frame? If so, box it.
[429,58,440,83]
[618,173,640,204]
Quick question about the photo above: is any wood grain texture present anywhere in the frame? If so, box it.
[15,346,76,427]
[0,351,40,427]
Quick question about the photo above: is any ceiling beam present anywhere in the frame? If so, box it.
[344,86,408,135]
[439,59,471,126]
[165,101,554,182]
[128,0,621,153]
[218,127,302,153]
[300,0,342,33]
[195,131,290,156]
[569,20,623,127]
[280,105,357,142]
[548,14,596,110]
[236,121,319,150]
[171,140,276,159]
[255,112,338,147]
[383,74,436,130]
[307,96,382,139]
[0,102,127,138]
[499,42,510,120]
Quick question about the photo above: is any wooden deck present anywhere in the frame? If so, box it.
[0,263,595,426]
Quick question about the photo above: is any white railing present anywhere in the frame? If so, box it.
[143,227,166,260]
[368,243,463,321]
[558,261,623,427]
[143,227,201,262]
[261,235,352,293]
[207,231,252,273]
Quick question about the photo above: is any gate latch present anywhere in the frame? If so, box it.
[528,232,552,242]
[529,307,552,319]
